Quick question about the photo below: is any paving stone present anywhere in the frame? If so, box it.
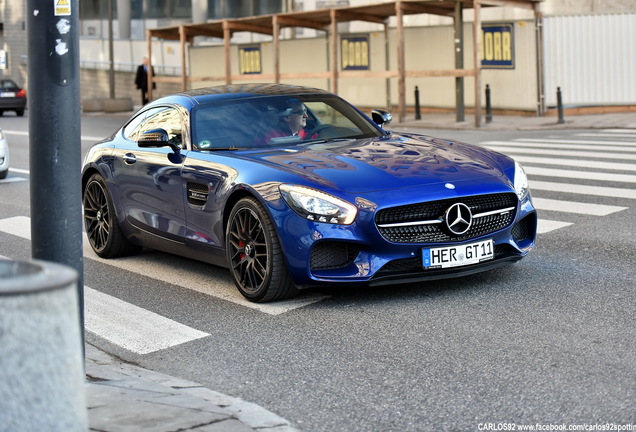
[88,399,226,432]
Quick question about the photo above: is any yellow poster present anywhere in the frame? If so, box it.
[55,0,71,16]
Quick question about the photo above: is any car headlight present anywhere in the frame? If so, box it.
[514,161,529,201]
[279,184,357,225]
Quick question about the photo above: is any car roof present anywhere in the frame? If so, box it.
[170,83,335,105]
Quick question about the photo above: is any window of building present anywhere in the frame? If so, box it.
[80,0,109,20]
[207,0,284,20]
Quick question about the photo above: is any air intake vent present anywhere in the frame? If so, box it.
[187,182,209,206]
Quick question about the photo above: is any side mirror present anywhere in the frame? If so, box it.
[138,128,180,152]
[371,109,392,126]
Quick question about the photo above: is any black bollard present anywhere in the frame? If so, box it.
[414,86,421,120]
[485,84,493,123]
[556,86,565,124]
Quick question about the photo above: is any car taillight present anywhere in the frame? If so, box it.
[17,89,26,98]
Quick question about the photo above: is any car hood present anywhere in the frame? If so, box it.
[234,133,506,194]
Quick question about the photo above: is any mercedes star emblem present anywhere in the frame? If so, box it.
[445,203,472,235]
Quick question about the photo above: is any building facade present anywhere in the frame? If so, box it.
[1,0,635,113]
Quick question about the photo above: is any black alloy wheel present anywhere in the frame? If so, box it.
[226,197,296,302]
[83,173,141,258]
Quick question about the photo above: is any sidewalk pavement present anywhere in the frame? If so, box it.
[83,110,636,432]
[391,110,636,132]
[86,343,299,432]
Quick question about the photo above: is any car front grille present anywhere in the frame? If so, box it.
[375,193,518,243]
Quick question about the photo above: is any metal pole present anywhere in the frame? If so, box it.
[108,0,115,99]
[454,1,465,122]
[534,7,545,116]
[485,84,492,123]
[27,0,84,339]
[473,0,482,128]
[384,22,391,113]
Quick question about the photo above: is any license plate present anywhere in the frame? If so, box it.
[0,92,15,98]
[422,239,494,269]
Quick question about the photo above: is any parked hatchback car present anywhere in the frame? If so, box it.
[0,129,9,179]
[0,79,27,117]
[81,83,537,302]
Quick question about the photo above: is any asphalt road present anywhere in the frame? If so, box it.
[1,113,634,432]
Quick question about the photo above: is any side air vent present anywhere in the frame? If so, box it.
[187,182,209,206]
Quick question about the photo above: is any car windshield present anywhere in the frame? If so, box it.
[191,94,383,150]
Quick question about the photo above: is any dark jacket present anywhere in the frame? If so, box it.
[135,64,156,91]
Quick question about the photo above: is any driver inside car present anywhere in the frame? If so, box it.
[257,98,318,145]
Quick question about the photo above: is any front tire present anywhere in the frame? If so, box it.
[83,173,141,258]
[226,197,297,302]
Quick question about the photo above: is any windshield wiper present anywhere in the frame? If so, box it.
[301,137,354,145]
[200,146,240,151]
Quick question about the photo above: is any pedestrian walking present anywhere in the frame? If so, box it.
[134,57,155,105]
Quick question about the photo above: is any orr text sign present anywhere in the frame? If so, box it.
[341,35,370,71]
[481,23,515,69]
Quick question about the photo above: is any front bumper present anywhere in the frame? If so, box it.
[271,190,537,289]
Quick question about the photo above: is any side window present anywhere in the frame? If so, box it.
[123,106,184,149]
[141,107,184,149]
[123,109,153,141]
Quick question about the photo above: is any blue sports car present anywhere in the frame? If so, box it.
[82,83,537,302]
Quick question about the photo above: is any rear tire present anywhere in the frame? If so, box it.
[226,197,297,302]
[83,173,141,258]
[16,109,24,117]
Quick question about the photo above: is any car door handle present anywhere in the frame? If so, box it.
[123,153,137,164]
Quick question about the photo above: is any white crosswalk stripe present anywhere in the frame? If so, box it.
[84,286,210,354]
[481,131,635,234]
[484,141,636,153]
[577,132,636,138]
[598,129,636,134]
[532,198,626,216]
[525,166,636,183]
[516,138,636,147]
[530,180,636,200]
[0,216,327,354]
[0,215,327,315]
[484,145,636,160]
[511,155,636,172]
[537,220,572,234]
[81,240,328,317]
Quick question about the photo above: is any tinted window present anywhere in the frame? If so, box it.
[191,95,382,150]
[123,109,154,142]
[142,107,185,148]
[123,106,184,149]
